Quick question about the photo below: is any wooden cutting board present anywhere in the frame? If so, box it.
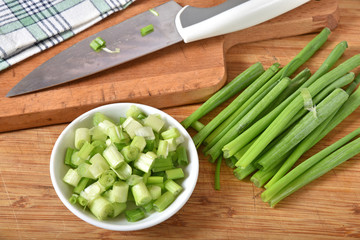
[0,0,339,132]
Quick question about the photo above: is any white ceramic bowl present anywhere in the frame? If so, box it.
[50,103,199,231]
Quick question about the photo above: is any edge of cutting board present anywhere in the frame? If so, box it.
[0,0,339,132]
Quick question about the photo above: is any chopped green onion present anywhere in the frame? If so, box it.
[125,208,145,222]
[62,106,189,222]
[147,185,162,200]
[161,128,180,140]
[80,181,105,202]
[70,151,85,167]
[157,140,168,157]
[77,163,95,179]
[102,47,120,54]
[122,117,143,139]
[126,105,143,118]
[111,162,132,180]
[121,145,140,162]
[135,126,155,140]
[165,168,184,180]
[103,144,125,169]
[144,114,165,132]
[132,181,152,206]
[153,191,175,212]
[90,126,108,142]
[75,128,90,149]
[152,156,174,172]
[126,175,143,186]
[93,112,115,126]
[89,196,114,220]
[63,168,82,187]
[98,170,117,190]
[74,177,92,194]
[64,147,76,168]
[90,37,106,52]
[134,152,156,173]
[111,202,127,217]
[78,196,88,207]
[69,194,79,205]
[164,179,183,196]
[176,146,188,166]
[90,37,119,53]
[130,136,147,152]
[88,153,110,179]
[146,176,163,184]
[109,181,129,203]
[140,24,154,37]
[149,8,159,16]
[78,141,94,160]
[142,201,154,213]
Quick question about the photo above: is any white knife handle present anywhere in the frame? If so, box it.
[175,0,310,43]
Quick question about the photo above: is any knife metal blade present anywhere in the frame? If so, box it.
[7,0,310,97]
[6,1,183,97]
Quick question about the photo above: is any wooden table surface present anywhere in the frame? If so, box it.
[1,0,360,239]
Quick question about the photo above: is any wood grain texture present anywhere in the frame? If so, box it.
[1,0,360,239]
[0,0,338,132]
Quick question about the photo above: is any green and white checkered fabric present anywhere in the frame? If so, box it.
[0,0,135,71]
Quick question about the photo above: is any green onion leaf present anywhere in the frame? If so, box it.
[300,88,317,118]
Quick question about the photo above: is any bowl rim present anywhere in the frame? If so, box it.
[50,102,199,231]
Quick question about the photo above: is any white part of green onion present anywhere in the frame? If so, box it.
[126,105,143,118]
[126,175,143,186]
[102,47,120,54]
[98,120,116,135]
[80,181,105,203]
[89,196,114,220]
[134,152,156,173]
[74,128,90,149]
[130,136,146,152]
[111,163,132,180]
[135,126,155,140]
[122,117,143,139]
[63,168,82,187]
[149,8,159,16]
[144,114,165,133]
[147,185,162,200]
[157,140,169,158]
[165,138,177,152]
[175,135,185,145]
[90,126,108,141]
[103,144,125,169]
[109,181,129,203]
[89,153,110,178]
[132,181,152,206]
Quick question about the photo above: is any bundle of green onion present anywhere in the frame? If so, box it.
[181,28,360,206]
[63,105,189,221]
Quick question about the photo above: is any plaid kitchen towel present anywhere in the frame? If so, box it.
[0,0,135,71]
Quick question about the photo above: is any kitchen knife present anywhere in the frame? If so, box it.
[6,0,310,97]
